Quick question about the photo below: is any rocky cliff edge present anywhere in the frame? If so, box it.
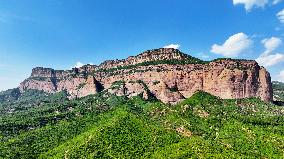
[19,48,273,104]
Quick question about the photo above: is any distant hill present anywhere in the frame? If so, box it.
[272,81,284,104]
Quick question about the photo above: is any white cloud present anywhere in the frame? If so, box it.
[71,62,95,69]
[277,9,284,23]
[163,44,180,49]
[73,62,84,68]
[261,37,282,55]
[256,53,284,67]
[211,32,253,57]
[233,0,269,11]
[276,70,284,82]
[256,37,284,67]
[273,0,283,5]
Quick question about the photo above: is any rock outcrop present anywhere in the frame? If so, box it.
[19,48,273,104]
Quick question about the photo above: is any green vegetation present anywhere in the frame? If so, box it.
[153,80,160,85]
[94,55,258,76]
[92,56,259,77]
[95,57,208,75]
[211,58,253,62]
[0,89,284,158]
[77,83,87,90]
[169,85,179,92]
[110,80,125,89]
[0,88,21,103]
[137,80,157,101]
[28,77,49,81]
[273,81,284,101]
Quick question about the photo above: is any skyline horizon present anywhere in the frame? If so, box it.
[1,45,282,92]
[1,0,284,91]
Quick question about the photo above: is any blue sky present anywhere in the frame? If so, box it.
[1,0,284,91]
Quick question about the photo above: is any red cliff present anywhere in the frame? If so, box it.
[19,48,273,104]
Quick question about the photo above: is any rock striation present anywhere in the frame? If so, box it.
[19,48,273,104]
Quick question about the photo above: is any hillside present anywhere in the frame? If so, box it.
[273,81,284,102]
[1,89,284,158]
[0,49,281,158]
[19,48,273,104]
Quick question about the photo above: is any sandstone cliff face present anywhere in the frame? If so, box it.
[19,48,273,104]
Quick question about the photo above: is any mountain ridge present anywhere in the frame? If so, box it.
[19,48,273,104]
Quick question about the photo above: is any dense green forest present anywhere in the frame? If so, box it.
[0,86,284,158]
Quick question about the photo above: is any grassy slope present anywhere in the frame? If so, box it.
[40,108,180,159]
[0,91,284,158]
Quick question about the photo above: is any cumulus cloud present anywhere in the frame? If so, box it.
[211,32,253,57]
[256,37,284,67]
[163,44,180,49]
[71,62,95,69]
[233,0,269,11]
[277,70,284,82]
[261,37,282,55]
[256,53,284,67]
[73,62,84,68]
[277,9,284,23]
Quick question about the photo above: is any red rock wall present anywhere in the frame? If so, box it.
[19,49,273,104]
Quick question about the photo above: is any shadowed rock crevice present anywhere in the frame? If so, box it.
[95,80,104,92]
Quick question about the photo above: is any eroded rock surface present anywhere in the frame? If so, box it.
[19,48,273,104]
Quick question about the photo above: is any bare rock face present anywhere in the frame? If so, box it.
[20,70,100,98]
[147,80,184,104]
[106,81,149,99]
[19,48,273,104]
